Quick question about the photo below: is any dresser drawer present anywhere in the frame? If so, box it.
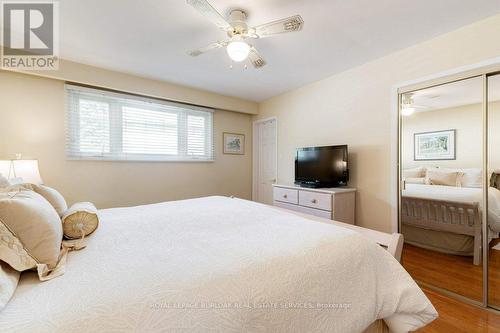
[273,187,298,204]
[299,191,332,211]
[274,201,332,219]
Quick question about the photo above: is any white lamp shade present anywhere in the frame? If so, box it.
[0,160,12,178]
[12,160,43,184]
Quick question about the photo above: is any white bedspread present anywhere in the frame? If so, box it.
[0,196,436,332]
[403,184,500,232]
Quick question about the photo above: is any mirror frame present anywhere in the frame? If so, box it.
[396,62,500,309]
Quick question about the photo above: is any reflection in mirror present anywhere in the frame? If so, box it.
[488,74,500,309]
[400,77,484,302]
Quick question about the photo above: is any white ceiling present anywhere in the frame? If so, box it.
[59,0,500,102]
[409,75,500,111]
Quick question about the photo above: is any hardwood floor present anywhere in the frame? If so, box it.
[403,241,500,331]
[416,288,500,332]
[403,243,483,302]
[402,242,500,305]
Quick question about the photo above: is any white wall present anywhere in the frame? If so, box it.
[0,71,253,208]
[402,104,483,169]
[14,59,258,115]
[256,14,500,232]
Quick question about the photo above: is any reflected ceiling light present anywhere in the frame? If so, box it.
[401,93,418,116]
[401,107,415,116]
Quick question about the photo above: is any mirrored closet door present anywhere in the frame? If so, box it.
[400,76,485,302]
[488,74,500,309]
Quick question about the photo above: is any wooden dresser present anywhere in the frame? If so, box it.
[272,184,356,225]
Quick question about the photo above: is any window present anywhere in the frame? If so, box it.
[66,85,214,161]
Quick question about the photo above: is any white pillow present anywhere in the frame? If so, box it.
[460,168,482,188]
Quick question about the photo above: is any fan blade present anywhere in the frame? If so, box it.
[188,41,229,56]
[250,15,304,38]
[187,0,232,31]
[248,47,266,68]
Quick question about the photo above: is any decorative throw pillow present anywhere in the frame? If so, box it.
[33,185,68,217]
[426,169,462,186]
[0,188,64,280]
[403,167,426,179]
[62,202,99,240]
[8,184,67,217]
[405,177,426,184]
[0,261,20,311]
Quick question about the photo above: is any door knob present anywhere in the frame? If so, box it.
[283,194,288,199]
[311,199,317,204]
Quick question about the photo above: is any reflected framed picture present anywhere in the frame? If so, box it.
[223,132,245,155]
[414,129,456,161]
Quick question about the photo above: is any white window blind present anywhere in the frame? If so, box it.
[66,84,214,161]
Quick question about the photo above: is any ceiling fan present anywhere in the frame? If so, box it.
[187,0,304,68]
[401,93,429,116]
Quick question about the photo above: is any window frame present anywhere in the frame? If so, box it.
[66,84,215,162]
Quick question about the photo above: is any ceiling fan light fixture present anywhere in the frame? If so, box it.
[187,1,304,68]
[401,107,416,116]
[226,38,250,62]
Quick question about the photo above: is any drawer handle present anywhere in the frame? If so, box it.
[283,194,288,199]
[311,199,317,204]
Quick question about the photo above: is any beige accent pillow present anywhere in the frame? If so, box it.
[0,188,63,280]
[12,183,67,217]
[403,167,426,178]
[0,261,20,311]
[33,185,67,217]
[62,202,99,240]
[405,177,426,184]
[426,169,462,186]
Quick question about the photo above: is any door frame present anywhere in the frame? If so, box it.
[392,56,500,309]
[252,116,278,202]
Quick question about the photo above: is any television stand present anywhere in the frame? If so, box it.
[272,184,356,225]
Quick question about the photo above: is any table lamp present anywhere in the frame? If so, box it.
[0,159,43,185]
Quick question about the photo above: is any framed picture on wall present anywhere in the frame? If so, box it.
[414,129,456,160]
[223,132,245,155]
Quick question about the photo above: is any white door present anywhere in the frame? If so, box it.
[253,118,277,204]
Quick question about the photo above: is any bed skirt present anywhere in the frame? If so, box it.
[402,224,474,256]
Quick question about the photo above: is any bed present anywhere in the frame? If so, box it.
[0,196,436,332]
[401,183,500,264]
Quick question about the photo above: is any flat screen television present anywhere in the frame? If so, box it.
[295,145,349,188]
